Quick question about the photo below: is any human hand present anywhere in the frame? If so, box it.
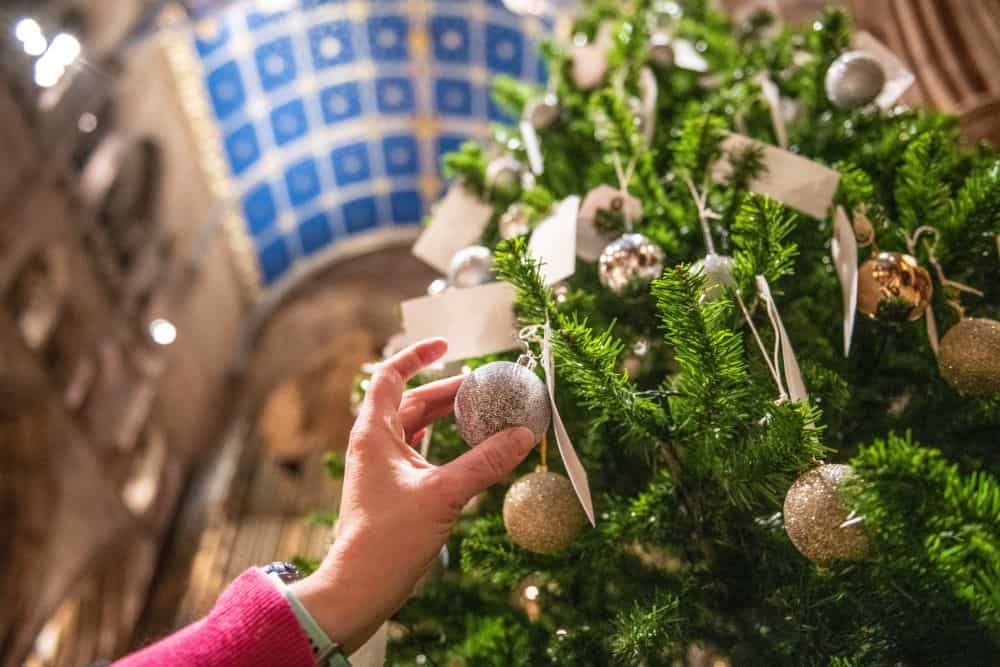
[289,338,536,655]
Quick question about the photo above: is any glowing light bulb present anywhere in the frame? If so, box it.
[34,55,64,88]
[524,585,540,600]
[149,319,177,345]
[78,112,97,133]
[15,18,42,42]
[23,32,47,56]
[48,33,81,65]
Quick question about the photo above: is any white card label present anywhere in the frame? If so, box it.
[412,183,494,274]
[577,185,642,261]
[673,38,709,73]
[852,31,914,109]
[529,196,580,285]
[714,132,840,220]
[401,282,518,362]
[639,67,658,145]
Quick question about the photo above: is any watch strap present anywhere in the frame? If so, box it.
[263,570,351,667]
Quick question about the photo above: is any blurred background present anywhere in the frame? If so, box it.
[0,1,997,665]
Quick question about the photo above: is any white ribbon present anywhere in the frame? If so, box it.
[754,72,788,149]
[639,66,658,146]
[520,118,544,176]
[831,206,859,357]
[756,275,807,402]
[520,322,596,525]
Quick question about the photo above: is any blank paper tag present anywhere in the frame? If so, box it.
[529,196,579,285]
[673,38,709,72]
[401,282,518,362]
[853,31,914,109]
[714,133,840,219]
[412,183,493,273]
[577,185,642,261]
[831,206,858,357]
[542,321,595,525]
[520,119,544,175]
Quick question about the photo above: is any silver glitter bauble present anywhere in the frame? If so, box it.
[647,31,674,68]
[825,51,886,109]
[503,467,587,554]
[690,253,736,300]
[499,204,531,240]
[447,245,493,288]
[598,233,665,295]
[938,318,1000,395]
[525,93,561,130]
[486,156,524,190]
[783,464,870,563]
[427,278,449,296]
[454,361,551,447]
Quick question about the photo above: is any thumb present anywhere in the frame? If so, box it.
[436,427,536,506]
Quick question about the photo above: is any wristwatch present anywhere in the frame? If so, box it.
[261,562,351,667]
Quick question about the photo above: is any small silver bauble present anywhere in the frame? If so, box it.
[690,253,735,300]
[427,278,449,296]
[825,51,885,109]
[525,93,561,130]
[486,156,524,190]
[454,360,551,447]
[499,204,531,240]
[598,233,665,295]
[647,31,674,68]
[448,245,493,288]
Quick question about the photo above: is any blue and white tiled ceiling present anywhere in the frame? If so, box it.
[191,0,551,286]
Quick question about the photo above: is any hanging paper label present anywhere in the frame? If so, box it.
[529,195,580,285]
[831,206,859,357]
[756,275,808,402]
[754,72,788,149]
[577,185,642,261]
[401,282,517,362]
[412,182,494,274]
[542,320,596,525]
[713,133,840,220]
[519,119,544,175]
[926,306,940,355]
[852,31,914,109]
[639,66,658,145]
[673,39,709,72]
[349,624,388,667]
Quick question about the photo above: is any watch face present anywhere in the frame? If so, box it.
[264,561,303,583]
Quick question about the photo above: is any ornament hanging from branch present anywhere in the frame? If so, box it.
[784,464,870,563]
[598,233,665,296]
[454,360,551,447]
[856,251,933,322]
[825,51,886,109]
[448,245,494,288]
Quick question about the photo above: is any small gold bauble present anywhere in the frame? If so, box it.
[503,467,587,554]
[857,252,933,322]
[784,464,869,563]
[938,318,1000,395]
[852,212,875,247]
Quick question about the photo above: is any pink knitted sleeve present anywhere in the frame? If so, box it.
[114,568,318,667]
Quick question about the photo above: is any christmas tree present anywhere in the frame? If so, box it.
[317,2,1000,664]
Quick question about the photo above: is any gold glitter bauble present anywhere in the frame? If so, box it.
[938,318,1000,395]
[784,464,869,563]
[503,467,587,554]
[857,252,933,322]
[454,361,551,447]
